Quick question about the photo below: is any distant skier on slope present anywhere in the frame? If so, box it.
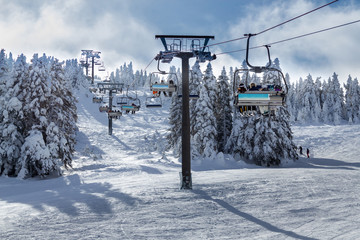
[299,146,303,155]
[307,148,310,158]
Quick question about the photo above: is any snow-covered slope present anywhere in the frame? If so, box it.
[1,87,360,240]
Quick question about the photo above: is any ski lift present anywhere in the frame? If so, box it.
[99,105,109,112]
[108,109,122,119]
[92,96,103,103]
[117,85,141,112]
[121,97,141,113]
[116,96,128,105]
[145,96,162,108]
[149,60,178,96]
[98,62,106,71]
[233,34,288,115]
[177,70,199,100]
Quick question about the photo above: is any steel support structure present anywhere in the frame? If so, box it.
[155,35,215,189]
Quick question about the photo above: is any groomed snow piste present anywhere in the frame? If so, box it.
[1,87,360,240]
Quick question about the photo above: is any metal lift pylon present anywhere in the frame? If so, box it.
[155,35,215,189]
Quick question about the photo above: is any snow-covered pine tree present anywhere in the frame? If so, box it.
[190,61,203,136]
[322,73,345,125]
[246,108,297,166]
[48,58,78,170]
[0,51,24,176]
[64,59,88,90]
[344,75,360,124]
[0,49,9,114]
[215,67,232,153]
[296,74,321,123]
[17,54,56,178]
[0,54,28,176]
[192,63,218,159]
[285,74,297,122]
[225,112,255,159]
[167,90,182,156]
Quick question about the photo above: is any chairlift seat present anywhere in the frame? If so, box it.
[145,103,162,108]
[99,106,109,112]
[108,111,122,118]
[151,84,176,92]
[236,92,284,106]
[121,105,140,112]
[93,97,102,103]
[178,94,199,100]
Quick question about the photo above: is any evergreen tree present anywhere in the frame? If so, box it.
[192,63,217,158]
[17,54,55,178]
[215,67,232,152]
[225,113,255,160]
[48,58,78,170]
[322,73,345,125]
[344,75,360,124]
[167,92,182,156]
[0,52,25,176]
[189,61,203,136]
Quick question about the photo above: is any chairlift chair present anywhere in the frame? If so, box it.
[116,96,128,105]
[233,34,288,115]
[108,109,122,119]
[145,96,162,108]
[149,61,178,96]
[92,96,103,103]
[99,105,109,112]
[121,97,141,112]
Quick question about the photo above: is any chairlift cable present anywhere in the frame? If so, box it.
[215,19,360,56]
[144,57,155,71]
[207,0,339,48]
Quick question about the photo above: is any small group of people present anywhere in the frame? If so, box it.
[298,146,310,158]
[125,103,139,114]
[237,83,283,93]
[152,80,176,97]
[108,109,122,119]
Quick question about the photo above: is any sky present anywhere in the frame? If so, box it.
[0,0,359,83]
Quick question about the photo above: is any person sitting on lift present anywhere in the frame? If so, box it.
[237,83,247,93]
[159,80,167,97]
[169,80,174,97]
[131,103,137,114]
[153,82,159,97]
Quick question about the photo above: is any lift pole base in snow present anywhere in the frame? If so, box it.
[180,172,192,189]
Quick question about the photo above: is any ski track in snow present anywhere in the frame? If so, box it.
[1,88,360,240]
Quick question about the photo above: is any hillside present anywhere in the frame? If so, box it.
[0,87,360,240]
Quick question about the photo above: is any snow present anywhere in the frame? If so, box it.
[1,86,360,239]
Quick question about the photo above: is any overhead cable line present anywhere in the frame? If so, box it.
[144,57,155,71]
[215,19,360,56]
[207,0,339,48]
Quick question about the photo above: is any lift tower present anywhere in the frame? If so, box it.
[155,35,216,189]
[80,50,102,85]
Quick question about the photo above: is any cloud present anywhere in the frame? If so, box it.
[221,0,360,82]
[0,0,359,83]
[0,0,159,72]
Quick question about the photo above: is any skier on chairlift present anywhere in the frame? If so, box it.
[159,80,167,97]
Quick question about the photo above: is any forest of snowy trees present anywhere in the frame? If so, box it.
[0,49,86,178]
[110,59,360,166]
[1,49,359,177]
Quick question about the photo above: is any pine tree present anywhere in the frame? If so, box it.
[344,75,360,124]
[322,73,345,125]
[192,63,218,158]
[190,61,203,136]
[17,54,56,178]
[215,67,232,152]
[167,92,182,156]
[48,58,78,170]
[0,54,28,176]
[225,112,254,160]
